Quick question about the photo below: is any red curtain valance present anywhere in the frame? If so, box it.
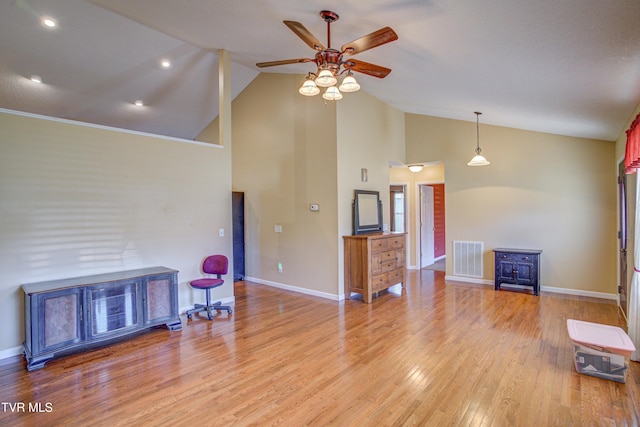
[625,113,640,174]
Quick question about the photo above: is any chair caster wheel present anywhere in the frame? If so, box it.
[187,314,192,320]
[227,309,233,315]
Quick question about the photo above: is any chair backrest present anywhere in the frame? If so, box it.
[202,255,229,276]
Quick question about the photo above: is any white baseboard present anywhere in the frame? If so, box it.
[0,346,23,361]
[444,275,617,300]
[244,277,342,301]
[445,275,493,285]
[539,285,616,300]
[180,295,236,315]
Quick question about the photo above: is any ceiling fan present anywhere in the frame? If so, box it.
[256,10,398,100]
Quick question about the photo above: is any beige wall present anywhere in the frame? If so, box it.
[223,73,404,298]
[0,111,233,353]
[336,89,406,295]
[405,114,617,294]
[216,73,339,296]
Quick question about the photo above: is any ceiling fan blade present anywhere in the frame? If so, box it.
[341,27,398,56]
[256,58,314,68]
[284,20,326,51]
[347,59,392,78]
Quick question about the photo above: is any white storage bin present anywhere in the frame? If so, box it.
[567,319,635,383]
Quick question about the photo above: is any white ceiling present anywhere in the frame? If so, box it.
[2,0,640,141]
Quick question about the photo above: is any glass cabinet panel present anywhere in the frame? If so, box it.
[89,281,138,336]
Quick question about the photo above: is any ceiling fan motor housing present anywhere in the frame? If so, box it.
[315,49,342,73]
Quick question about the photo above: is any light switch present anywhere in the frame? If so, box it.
[310,204,319,211]
[219,228,224,237]
[275,225,282,233]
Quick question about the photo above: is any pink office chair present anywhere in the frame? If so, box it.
[186,255,233,321]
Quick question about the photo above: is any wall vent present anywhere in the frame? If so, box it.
[453,241,484,278]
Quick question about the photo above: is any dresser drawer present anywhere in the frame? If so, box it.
[387,236,404,250]
[496,252,535,263]
[371,238,389,253]
[371,273,388,291]
[380,260,396,273]
[387,268,404,284]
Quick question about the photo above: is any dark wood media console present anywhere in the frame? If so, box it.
[22,266,181,371]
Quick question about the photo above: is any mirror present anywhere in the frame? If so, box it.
[353,190,383,235]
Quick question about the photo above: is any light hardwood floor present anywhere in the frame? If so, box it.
[0,269,637,426]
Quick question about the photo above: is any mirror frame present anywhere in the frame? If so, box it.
[353,190,383,235]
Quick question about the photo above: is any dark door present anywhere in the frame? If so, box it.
[232,192,245,281]
[619,161,628,318]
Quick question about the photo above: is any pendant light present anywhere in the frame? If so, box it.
[467,111,490,166]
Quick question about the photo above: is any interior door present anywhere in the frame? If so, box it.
[420,185,435,267]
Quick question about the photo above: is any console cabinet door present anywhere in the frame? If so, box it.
[38,288,84,353]
[143,273,178,324]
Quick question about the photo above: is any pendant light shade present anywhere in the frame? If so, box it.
[322,86,342,101]
[315,69,337,87]
[467,111,490,166]
[299,79,320,96]
[339,74,360,93]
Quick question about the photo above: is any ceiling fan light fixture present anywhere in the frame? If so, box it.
[315,69,337,87]
[322,86,342,101]
[339,74,360,93]
[299,79,320,96]
[256,11,397,102]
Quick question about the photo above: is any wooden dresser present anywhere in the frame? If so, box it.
[343,233,406,303]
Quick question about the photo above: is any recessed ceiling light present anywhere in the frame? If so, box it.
[41,16,57,28]
[30,75,42,83]
[134,100,144,107]
[160,59,171,68]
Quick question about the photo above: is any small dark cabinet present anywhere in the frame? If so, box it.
[22,267,181,371]
[493,248,542,296]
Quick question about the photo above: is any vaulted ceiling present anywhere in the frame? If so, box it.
[2,0,640,141]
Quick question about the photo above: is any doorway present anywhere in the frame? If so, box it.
[390,185,406,233]
[419,183,446,270]
[232,191,245,281]
[420,185,435,267]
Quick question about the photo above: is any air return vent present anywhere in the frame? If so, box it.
[453,241,484,278]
